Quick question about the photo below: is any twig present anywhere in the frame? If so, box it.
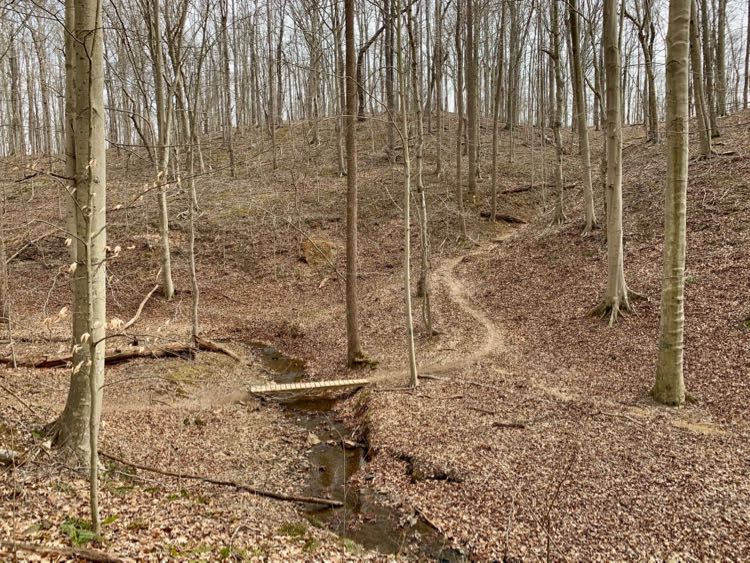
[492,421,527,429]
[5,229,58,264]
[589,410,645,426]
[99,451,343,507]
[0,383,41,419]
[0,541,122,563]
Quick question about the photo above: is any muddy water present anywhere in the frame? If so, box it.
[248,343,466,561]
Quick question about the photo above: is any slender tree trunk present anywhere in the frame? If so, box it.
[490,2,505,222]
[551,0,566,224]
[593,0,633,325]
[385,0,396,158]
[345,0,365,366]
[407,4,433,336]
[149,0,175,300]
[455,0,467,240]
[466,0,478,198]
[73,0,108,532]
[700,0,720,136]
[268,0,278,170]
[744,0,749,109]
[434,0,444,178]
[54,0,88,465]
[220,0,237,176]
[333,0,346,176]
[690,0,713,156]
[653,0,690,406]
[395,0,419,386]
[8,43,24,156]
[569,0,596,232]
[715,0,727,115]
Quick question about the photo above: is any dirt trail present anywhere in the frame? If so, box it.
[408,239,731,437]
[425,242,506,372]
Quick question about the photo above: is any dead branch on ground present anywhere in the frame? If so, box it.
[99,451,343,507]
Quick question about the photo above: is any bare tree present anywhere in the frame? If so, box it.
[624,0,659,143]
[569,0,597,232]
[690,0,713,156]
[395,0,418,387]
[145,0,175,299]
[455,0,468,240]
[653,0,690,406]
[345,0,366,367]
[591,0,635,324]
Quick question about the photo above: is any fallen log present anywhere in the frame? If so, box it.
[501,182,577,195]
[479,211,528,224]
[0,541,122,563]
[0,342,195,369]
[0,337,245,369]
[100,451,343,507]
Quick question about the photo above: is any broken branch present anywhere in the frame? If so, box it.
[99,451,343,507]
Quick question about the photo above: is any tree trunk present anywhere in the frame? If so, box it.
[54,0,88,465]
[715,0,727,115]
[653,0,690,407]
[700,0,720,136]
[148,0,175,300]
[455,0,467,240]
[690,0,713,156]
[551,0,566,224]
[434,0,444,178]
[71,0,107,532]
[407,4,433,337]
[345,0,365,366]
[385,0,396,158]
[8,43,24,156]
[569,0,596,232]
[220,0,237,177]
[490,1,506,222]
[744,0,749,109]
[267,0,278,169]
[466,0,478,198]
[395,0,419,386]
[593,0,633,325]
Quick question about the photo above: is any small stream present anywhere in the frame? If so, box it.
[248,343,466,561]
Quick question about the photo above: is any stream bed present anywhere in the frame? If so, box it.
[248,343,466,561]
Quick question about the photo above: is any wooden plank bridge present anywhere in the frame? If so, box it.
[249,378,370,395]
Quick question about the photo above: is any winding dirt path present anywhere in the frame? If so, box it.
[425,243,506,374]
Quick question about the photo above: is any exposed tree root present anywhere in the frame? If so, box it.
[0,541,122,563]
[589,297,634,326]
[581,220,598,236]
[551,210,567,226]
[350,352,378,369]
[99,451,343,507]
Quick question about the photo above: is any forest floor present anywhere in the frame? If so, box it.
[1,110,749,561]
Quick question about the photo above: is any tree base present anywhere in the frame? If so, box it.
[349,353,378,369]
[589,286,648,326]
[581,220,598,236]
[650,384,685,407]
